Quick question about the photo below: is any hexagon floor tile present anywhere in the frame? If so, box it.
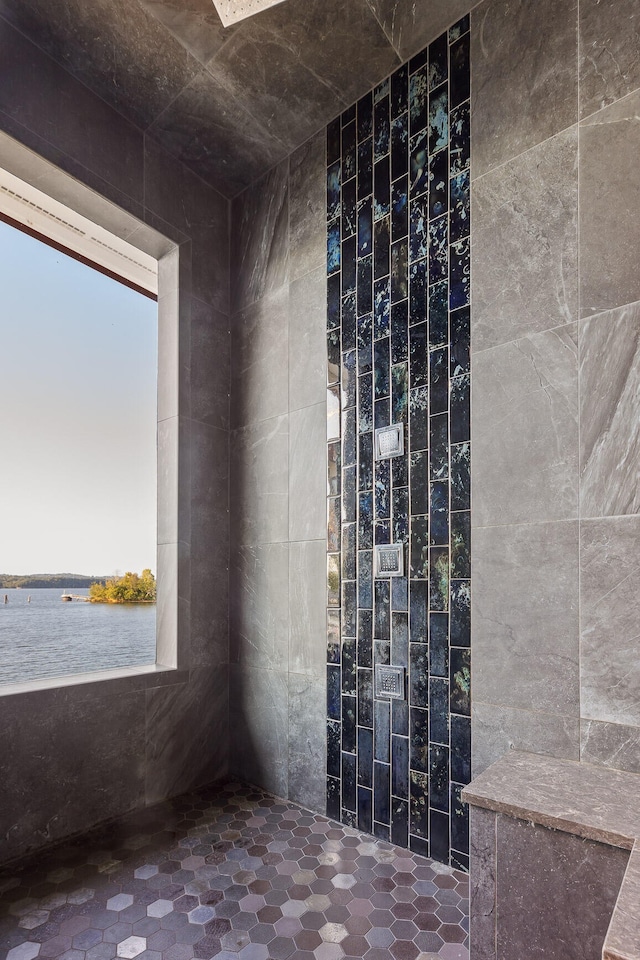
[0,782,469,960]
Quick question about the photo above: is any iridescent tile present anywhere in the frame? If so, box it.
[327,160,341,223]
[342,102,356,125]
[429,148,448,220]
[409,707,429,774]
[375,518,391,544]
[428,279,448,347]
[342,581,357,639]
[410,514,429,579]
[450,33,470,109]
[327,664,341,717]
[358,549,373,608]
[341,177,357,239]
[374,580,390,640]
[409,196,428,261]
[357,198,373,258]
[375,395,390,430]
[327,774,340,820]
[327,271,341,329]
[373,155,390,220]
[374,336,390,398]
[430,413,449,479]
[375,458,390,518]
[357,311,372,375]
[451,784,470,856]
[342,119,356,181]
[327,496,341,551]
[428,84,449,154]
[452,715,471,784]
[374,76,390,103]
[327,115,341,165]
[391,302,408,364]
[327,555,340,608]
[409,321,427,389]
[357,137,373,200]
[410,771,429,838]
[374,762,391,826]
[391,239,408,302]
[392,737,409,799]
[409,579,428,641]
[430,612,449,677]
[450,101,470,175]
[328,439,341,498]
[391,175,408,240]
[451,510,470,579]
[358,491,374,549]
[327,720,341,776]
[341,348,356,409]
[409,47,427,72]
[409,66,427,132]
[450,236,470,309]
[327,218,340,275]
[342,462,356,523]
[450,373,470,443]
[391,448,408,488]
[428,216,448,284]
[450,169,470,242]
[358,786,373,835]
[409,129,428,197]
[374,95,390,162]
[409,258,427,325]
[341,292,356,351]
[391,63,408,118]
[430,743,450,809]
[391,113,408,181]
[357,256,373,317]
[430,547,449,612]
[327,382,340,441]
[342,405,357,466]
[327,327,340,385]
[357,89,373,141]
[429,346,448,414]
[409,385,428,451]
[342,696,356,751]
[391,610,409,664]
[373,276,390,338]
[342,234,356,294]
[450,304,470,376]
[450,579,471,647]
[449,14,470,43]
[358,372,373,432]
[450,647,471,716]
[373,218,390,280]
[428,32,448,91]
[410,450,429,515]
[358,431,373,490]
[358,668,374,727]
[392,487,409,544]
[358,607,373,667]
[450,441,470,511]
[342,520,356,580]
[430,480,449,546]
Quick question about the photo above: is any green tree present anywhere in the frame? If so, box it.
[89,570,156,603]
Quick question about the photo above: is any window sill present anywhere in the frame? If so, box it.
[0,662,179,698]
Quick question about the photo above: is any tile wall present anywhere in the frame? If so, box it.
[325,17,471,869]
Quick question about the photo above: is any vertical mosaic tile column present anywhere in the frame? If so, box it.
[326,17,471,869]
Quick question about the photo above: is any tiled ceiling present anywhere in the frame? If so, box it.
[0,0,472,197]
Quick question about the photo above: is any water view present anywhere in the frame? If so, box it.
[0,587,156,684]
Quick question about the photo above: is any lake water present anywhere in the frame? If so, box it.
[0,587,156,684]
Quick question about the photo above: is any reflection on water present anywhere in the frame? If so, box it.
[0,587,156,683]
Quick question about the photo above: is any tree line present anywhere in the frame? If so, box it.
[89,569,156,603]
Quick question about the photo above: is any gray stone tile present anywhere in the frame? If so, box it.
[0,19,144,206]
[366,0,473,61]
[472,703,579,779]
[230,286,289,429]
[231,161,289,312]
[579,89,640,317]
[581,719,640,776]
[469,807,496,960]
[288,672,326,814]
[579,302,640,518]
[581,516,640,727]
[289,541,326,677]
[189,545,229,669]
[137,0,233,65]
[472,127,578,352]
[189,419,230,549]
[289,267,327,413]
[229,542,289,669]
[145,667,228,803]
[0,686,146,863]
[230,416,289,546]
[473,521,579,716]
[472,325,578,526]
[580,0,640,120]
[147,70,285,199]
[289,130,326,284]
[471,0,578,178]
[289,403,326,542]
[191,298,230,431]
[0,0,200,130]
[229,664,289,797]
[496,815,628,960]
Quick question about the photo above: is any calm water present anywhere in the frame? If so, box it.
[0,587,156,684]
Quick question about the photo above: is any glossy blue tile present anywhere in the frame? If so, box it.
[327,665,341,720]
[450,101,470,175]
[391,63,408,118]
[409,65,427,132]
[327,219,341,274]
[451,715,471,784]
[374,699,390,763]
[450,305,470,376]
[358,669,374,728]
[430,413,448,479]
[450,236,470,309]
[358,549,373,609]
[374,94,390,162]
[375,457,391,519]
[373,276,390,338]
[392,487,409,544]
[409,322,428,388]
[410,580,428,642]
[374,336,390,398]
[449,14,470,43]
[328,607,341,663]
[327,160,341,221]
[375,396,390,430]
[342,581,357,639]
[358,430,373,490]
[374,580,390,639]
[410,451,429,515]
[374,217,390,279]
[428,32,448,91]
[357,256,373,317]
[374,762,391,824]
[430,480,449,545]
[428,280,448,348]
[358,490,374,549]
[410,195,428,261]
[409,258,427,325]
[429,346,448,414]
[450,647,471,717]
[429,612,449,678]
[328,271,341,329]
[327,115,341,165]
[429,546,449,611]
[410,643,429,708]
[451,442,471,511]
[358,608,373,668]
[357,90,373,142]
[357,311,372,373]
[342,234,356,294]
[450,33,470,108]
[428,84,448,154]
[391,301,409,363]
[410,129,428,197]
[391,113,409,181]
[342,696,357,752]
[450,374,470,443]
[327,719,341,777]
[327,775,340,819]
[342,751,357,812]
[429,148,448,220]
[342,119,356,181]
[451,510,471,579]
[342,520,356,581]
[409,386,428,451]
[358,137,373,200]
[358,786,373,834]
[450,170,470,242]
[450,580,470,647]
[391,175,409,240]
[430,743,449,811]
[409,707,429,774]
[357,198,373,258]
[429,678,450,744]
[410,771,429,838]
[428,216,448,284]
[391,239,408,302]
[392,737,409,799]
[374,155,390,221]
[358,373,373,432]
[391,573,408,613]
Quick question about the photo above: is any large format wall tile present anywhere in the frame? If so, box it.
[289,266,327,411]
[231,285,290,428]
[471,0,577,178]
[581,517,640,727]
[469,807,497,960]
[580,89,640,317]
[579,302,640,518]
[231,415,289,545]
[288,672,326,811]
[472,127,578,352]
[289,130,327,283]
[367,0,474,61]
[581,719,640,775]
[229,542,289,668]
[472,325,578,526]
[472,702,579,777]
[138,0,232,66]
[290,540,327,677]
[230,664,289,797]
[473,521,579,716]
[580,0,640,120]
[289,402,326,542]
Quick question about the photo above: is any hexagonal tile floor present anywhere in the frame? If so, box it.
[0,782,468,960]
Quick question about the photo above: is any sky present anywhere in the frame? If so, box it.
[0,219,157,576]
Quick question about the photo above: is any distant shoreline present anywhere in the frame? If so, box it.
[0,574,109,589]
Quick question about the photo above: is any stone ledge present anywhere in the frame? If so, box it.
[463,751,640,960]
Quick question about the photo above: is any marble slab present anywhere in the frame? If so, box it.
[605,841,640,960]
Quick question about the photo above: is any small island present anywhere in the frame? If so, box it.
[89,569,156,604]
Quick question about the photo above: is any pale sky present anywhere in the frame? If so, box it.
[0,219,157,576]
